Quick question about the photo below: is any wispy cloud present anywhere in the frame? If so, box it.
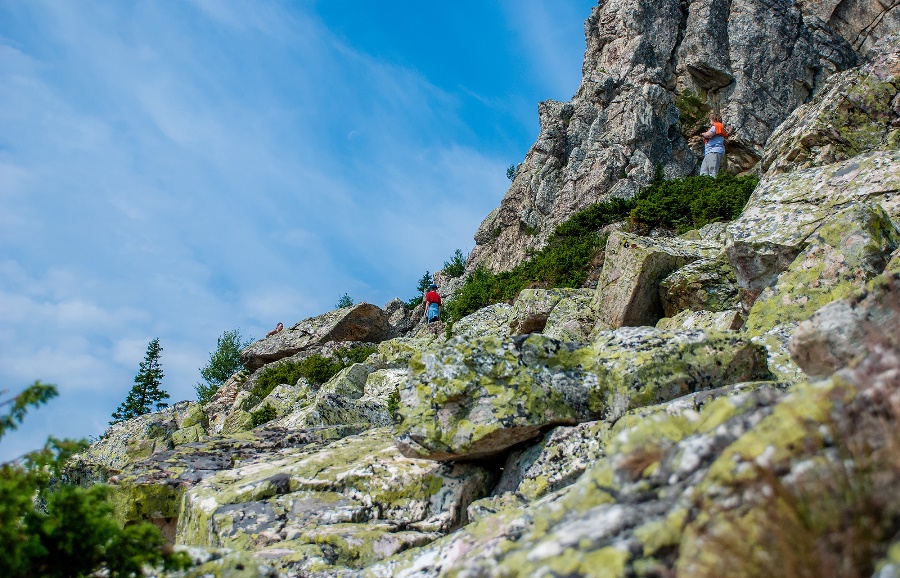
[0,1,593,460]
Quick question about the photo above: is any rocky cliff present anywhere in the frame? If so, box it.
[69,5,900,578]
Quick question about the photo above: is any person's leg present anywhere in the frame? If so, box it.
[700,154,713,176]
[710,152,722,176]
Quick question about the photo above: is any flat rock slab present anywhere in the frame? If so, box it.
[394,328,772,461]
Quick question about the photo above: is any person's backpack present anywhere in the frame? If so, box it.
[427,302,440,322]
[712,121,729,139]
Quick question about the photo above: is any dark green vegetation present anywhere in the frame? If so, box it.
[250,404,278,427]
[1,383,188,578]
[195,329,253,405]
[406,271,433,309]
[242,345,378,412]
[110,339,170,425]
[443,249,467,278]
[336,293,354,308]
[630,173,758,234]
[447,174,757,321]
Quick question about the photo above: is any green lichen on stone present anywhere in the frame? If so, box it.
[634,509,688,557]
[110,480,184,526]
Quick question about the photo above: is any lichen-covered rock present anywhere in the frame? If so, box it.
[240,304,391,371]
[596,231,719,328]
[744,203,900,335]
[172,548,284,578]
[761,33,900,176]
[507,288,582,335]
[176,428,493,576]
[383,298,417,337]
[726,150,900,298]
[660,254,740,317]
[75,401,207,472]
[362,382,788,578]
[542,289,599,342]
[790,273,900,379]
[492,421,610,502]
[394,329,771,461]
[656,309,744,332]
[447,303,512,340]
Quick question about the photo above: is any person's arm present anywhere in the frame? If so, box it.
[701,126,715,139]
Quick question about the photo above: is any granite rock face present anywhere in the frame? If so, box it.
[795,1,900,55]
[394,329,771,461]
[467,0,856,274]
[659,253,741,317]
[761,33,900,176]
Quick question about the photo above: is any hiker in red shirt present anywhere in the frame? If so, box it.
[425,284,442,323]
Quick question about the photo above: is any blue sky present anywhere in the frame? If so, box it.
[0,0,595,461]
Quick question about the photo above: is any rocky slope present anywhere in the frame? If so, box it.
[68,7,900,578]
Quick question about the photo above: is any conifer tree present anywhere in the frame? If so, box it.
[110,338,169,424]
[195,329,252,404]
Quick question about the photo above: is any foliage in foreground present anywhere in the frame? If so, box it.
[242,345,378,413]
[446,173,758,321]
[1,382,188,578]
[195,329,253,405]
[111,338,169,425]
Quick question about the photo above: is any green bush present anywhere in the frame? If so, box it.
[250,404,277,427]
[336,293,354,308]
[386,388,400,421]
[443,250,467,278]
[243,346,377,411]
[630,173,758,233]
[1,383,189,578]
[675,89,710,131]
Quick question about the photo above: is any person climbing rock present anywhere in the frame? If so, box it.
[425,284,442,323]
[266,322,284,337]
[700,112,727,177]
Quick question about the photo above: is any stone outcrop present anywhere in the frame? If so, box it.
[467,0,856,274]
[795,1,900,55]
[394,329,771,461]
[596,232,720,328]
[659,253,740,317]
[725,149,900,300]
[240,304,391,371]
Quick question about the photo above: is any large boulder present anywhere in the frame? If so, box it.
[596,231,720,328]
[726,149,900,300]
[659,253,741,317]
[240,304,391,370]
[466,0,855,274]
[542,289,599,342]
[176,428,493,576]
[790,272,900,379]
[507,288,582,335]
[394,329,772,461]
[761,33,900,176]
[744,203,900,335]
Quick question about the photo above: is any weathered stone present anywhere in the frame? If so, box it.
[790,272,900,379]
[542,289,599,342]
[744,203,900,335]
[796,2,900,56]
[507,288,581,335]
[362,382,788,578]
[596,231,719,328]
[176,428,493,576]
[447,303,512,340]
[762,33,900,176]
[383,298,417,337]
[656,309,744,332]
[394,328,771,461]
[467,0,855,275]
[660,253,740,316]
[726,150,900,298]
[240,304,391,371]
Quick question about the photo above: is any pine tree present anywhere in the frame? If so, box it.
[195,329,252,404]
[110,338,169,424]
